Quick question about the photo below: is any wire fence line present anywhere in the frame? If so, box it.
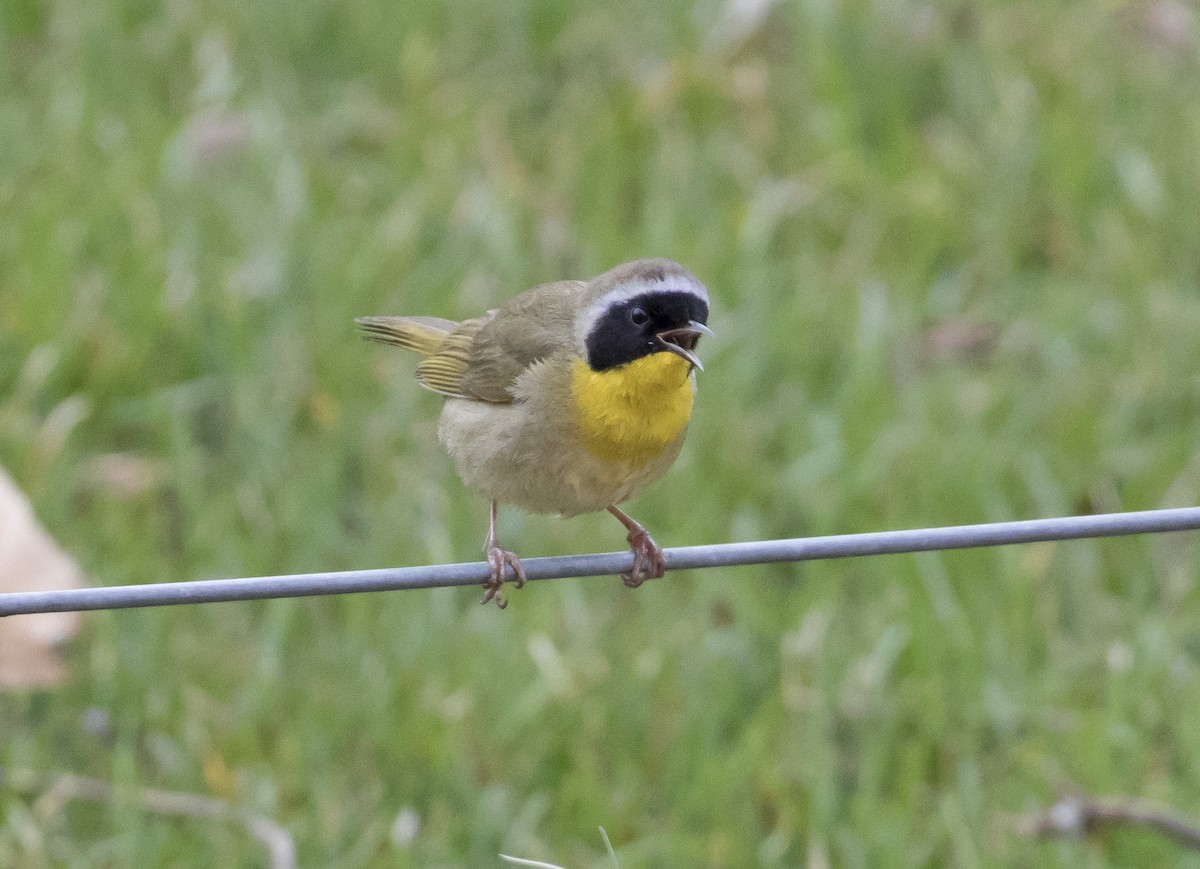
[3,507,1200,617]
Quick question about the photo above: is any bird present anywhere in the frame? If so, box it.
[357,258,712,607]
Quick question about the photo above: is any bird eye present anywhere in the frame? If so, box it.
[629,306,649,325]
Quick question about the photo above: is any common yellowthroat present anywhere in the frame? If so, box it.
[357,258,712,607]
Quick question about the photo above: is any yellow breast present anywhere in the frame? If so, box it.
[571,354,695,464]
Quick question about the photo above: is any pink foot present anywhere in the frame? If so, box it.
[622,527,667,588]
[482,545,526,609]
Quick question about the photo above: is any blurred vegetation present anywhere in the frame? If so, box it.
[3,0,1200,865]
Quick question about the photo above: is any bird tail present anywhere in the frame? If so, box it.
[355,316,460,356]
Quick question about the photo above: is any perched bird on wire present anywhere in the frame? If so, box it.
[357,258,712,607]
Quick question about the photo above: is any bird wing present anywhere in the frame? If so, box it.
[416,280,584,403]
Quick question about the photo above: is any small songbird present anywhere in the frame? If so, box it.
[357,258,712,607]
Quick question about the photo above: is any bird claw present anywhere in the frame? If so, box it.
[481,545,526,608]
[621,527,667,588]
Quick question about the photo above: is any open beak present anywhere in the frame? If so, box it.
[654,321,714,372]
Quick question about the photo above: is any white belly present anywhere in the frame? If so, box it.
[437,397,683,517]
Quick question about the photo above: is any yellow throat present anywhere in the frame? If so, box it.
[571,353,695,464]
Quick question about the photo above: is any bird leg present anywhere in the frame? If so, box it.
[481,500,526,608]
[607,505,667,588]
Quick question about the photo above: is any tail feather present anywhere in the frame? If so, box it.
[355,316,459,356]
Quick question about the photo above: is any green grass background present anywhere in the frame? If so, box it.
[4,0,1200,865]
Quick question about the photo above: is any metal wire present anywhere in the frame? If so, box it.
[3,507,1199,616]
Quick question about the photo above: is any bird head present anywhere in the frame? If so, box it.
[576,259,713,373]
